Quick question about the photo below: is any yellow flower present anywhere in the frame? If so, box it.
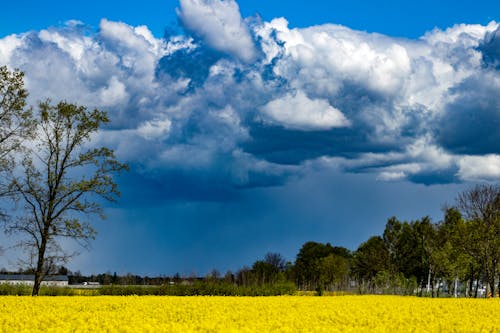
[0,295,499,332]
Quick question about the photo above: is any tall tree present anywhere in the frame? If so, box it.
[295,241,335,289]
[7,101,127,295]
[456,184,500,297]
[383,216,435,292]
[318,254,349,291]
[413,217,436,294]
[264,252,286,272]
[433,208,477,297]
[353,236,390,292]
[382,216,403,276]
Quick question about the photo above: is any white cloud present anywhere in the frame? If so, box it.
[377,171,407,181]
[423,22,499,47]
[98,19,165,77]
[260,90,350,130]
[99,76,129,106]
[266,22,412,96]
[177,0,257,62]
[137,119,172,140]
[0,34,22,65]
[39,29,89,62]
[375,163,422,181]
[457,154,500,181]
[406,137,454,169]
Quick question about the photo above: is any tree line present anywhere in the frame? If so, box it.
[232,184,499,298]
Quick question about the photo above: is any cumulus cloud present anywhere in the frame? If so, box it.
[99,76,129,106]
[0,2,499,195]
[177,0,257,62]
[0,34,22,64]
[457,155,500,181]
[260,90,350,130]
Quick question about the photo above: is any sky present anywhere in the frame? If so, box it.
[0,0,499,275]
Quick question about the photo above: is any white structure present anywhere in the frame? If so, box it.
[0,274,68,287]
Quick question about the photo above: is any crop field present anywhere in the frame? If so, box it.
[1,295,500,332]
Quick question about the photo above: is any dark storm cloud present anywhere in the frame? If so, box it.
[242,124,400,166]
[157,44,222,90]
[480,25,500,68]
[435,74,500,155]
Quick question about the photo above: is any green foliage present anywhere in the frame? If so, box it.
[455,184,500,297]
[318,254,349,291]
[0,284,32,295]
[0,66,33,173]
[353,236,390,289]
[315,284,323,296]
[0,284,81,296]
[0,66,34,226]
[38,286,80,296]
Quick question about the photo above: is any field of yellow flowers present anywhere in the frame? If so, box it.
[1,295,500,332]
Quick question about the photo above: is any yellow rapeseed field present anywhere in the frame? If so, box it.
[1,295,499,332]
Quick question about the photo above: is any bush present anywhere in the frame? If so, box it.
[0,284,31,295]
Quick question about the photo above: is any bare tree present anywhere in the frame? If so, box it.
[7,100,127,295]
[456,184,500,297]
[264,252,286,272]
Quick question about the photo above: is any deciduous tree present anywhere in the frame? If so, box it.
[456,184,500,297]
[7,100,127,295]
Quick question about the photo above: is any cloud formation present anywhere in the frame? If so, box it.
[260,91,350,130]
[0,1,498,198]
[177,0,257,62]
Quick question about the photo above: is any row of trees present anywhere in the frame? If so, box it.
[197,184,498,298]
[353,184,499,297]
[236,184,498,297]
[0,66,127,295]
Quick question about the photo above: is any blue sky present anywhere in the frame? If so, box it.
[0,0,499,275]
[1,0,498,38]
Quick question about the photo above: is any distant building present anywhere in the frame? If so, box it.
[0,274,68,287]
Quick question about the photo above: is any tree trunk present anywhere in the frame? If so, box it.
[426,269,431,294]
[32,243,47,296]
[488,278,495,298]
[446,279,454,297]
[32,224,49,296]
[468,264,475,297]
[490,261,498,297]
